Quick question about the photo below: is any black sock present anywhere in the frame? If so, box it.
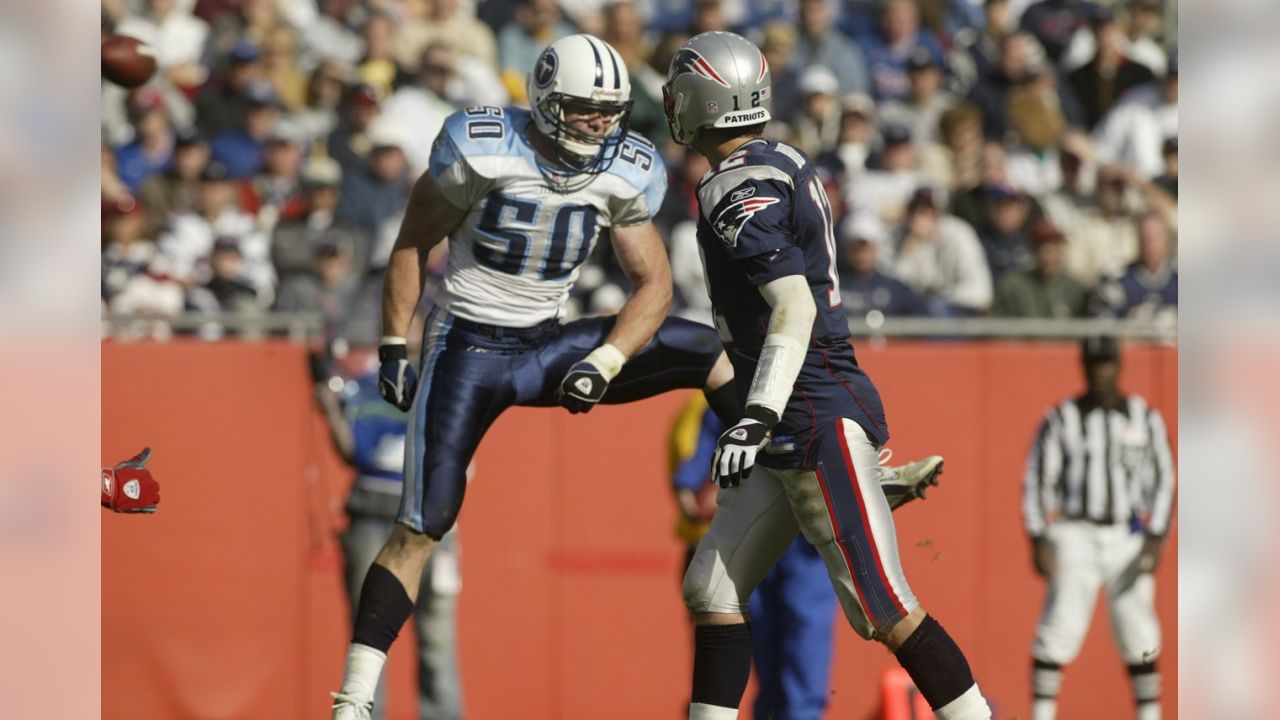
[704,382,742,426]
[1128,661,1160,706]
[691,623,752,708]
[352,563,415,653]
[893,615,976,710]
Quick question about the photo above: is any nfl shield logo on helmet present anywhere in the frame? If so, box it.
[706,100,718,113]
[534,48,558,89]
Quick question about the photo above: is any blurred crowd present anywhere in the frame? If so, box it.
[101,0,1178,343]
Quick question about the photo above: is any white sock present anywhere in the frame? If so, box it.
[688,702,738,720]
[1137,701,1161,720]
[337,643,387,700]
[1032,698,1057,720]
[933,684,991,720]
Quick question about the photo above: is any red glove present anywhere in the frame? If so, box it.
[102,447,160,513]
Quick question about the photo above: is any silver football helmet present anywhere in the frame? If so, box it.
[527,34,633,176]
[663,31,773,145]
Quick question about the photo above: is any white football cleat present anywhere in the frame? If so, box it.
[878,453,944,511]
[331,692,373,720]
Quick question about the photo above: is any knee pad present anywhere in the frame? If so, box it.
[683,537,747,615]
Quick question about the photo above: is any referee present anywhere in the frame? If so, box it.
[1023,336,1175,720]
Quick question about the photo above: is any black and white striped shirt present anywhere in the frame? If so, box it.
[1023,395,1176,537]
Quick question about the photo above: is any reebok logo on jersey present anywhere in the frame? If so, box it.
[729,186,756,202]
[574,377,594,395]
[712,195,781,247]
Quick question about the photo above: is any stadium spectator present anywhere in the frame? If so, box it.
[210,80,282,179]
[158,160,276,302]
[498,0,574,104]
[993,218,1089,318]
[304,0,365,68]
[293,60,351,147]
[1093,50,1177,180]
[951,140,1046,236]
[976,182,1036,282]
[839,212,927,318]
[604,1,667,141]
[759,22,801,132]
[115,0,210,85]
[102,196,158,304]
[379,46,456,175]
[690,0,729,34]
[1061,164,1138,285]
[395,0,500,73]
[814,94,877,185]
[1018,0,1098,65]
[789,66,843,157]
[202,0,281,75]
[1039,135,1095,231]
[967,31,1036,140]
[858,0,945,101]
[935,102,985,191]
[793,0,871,98]
[187,236,265,315]
[261,24,308,111]
[247,123,308,232]
[1066,7,1156,130]
[356,11,397,98]
[328,83,383,177]
[195,40,266,136]
[1120,0,1168,76]
[1003,75,1071,196]
[877,46,955,147]
[336,122,412,267]
[114,88,175,193]
[848,123,921,225]
[1090,212,1176,321]
[138,127,210,232]
[272,156,372,283]
[951,0,1013,84]
[274,236,360,331]
[890,187,993,314]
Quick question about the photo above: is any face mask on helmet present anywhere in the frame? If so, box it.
[528,35,635,181]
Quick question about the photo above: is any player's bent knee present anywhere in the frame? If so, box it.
[682,541,746,615]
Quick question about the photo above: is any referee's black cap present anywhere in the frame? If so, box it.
[1081,336,1120,365]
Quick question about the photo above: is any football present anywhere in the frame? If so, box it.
[102,34,157,88]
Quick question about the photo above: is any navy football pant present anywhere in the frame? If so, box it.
[401,307,724,538]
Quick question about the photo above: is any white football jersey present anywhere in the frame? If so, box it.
[428,107,667,326]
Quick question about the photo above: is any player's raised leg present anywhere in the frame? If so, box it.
[789,419,990,720]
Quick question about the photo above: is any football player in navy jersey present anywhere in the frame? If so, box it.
[664,32,992,720]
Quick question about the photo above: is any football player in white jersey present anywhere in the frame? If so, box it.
[330,34,742,720]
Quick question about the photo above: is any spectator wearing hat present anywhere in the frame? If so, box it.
[272,157,372,284]
[395,0,500,74]
[328,83,383,178]
[114,88,176,193]
[336,121,412,268]
[889,187,993,315]
[379,45,462,176]
[187,236,264,316]
[1093,51,1177,180]
[789,66,844,158]
[993,218,1089,318]
[847,122,921,226]
[792,0,871,98]
[210,80,283,179]
[976,181,1038,282]
[159,160,276,303]
[498,0,575,104]
[1018,0,1099,66]
[138,127,210,231]
[1062,164,1138,285]
[838,212,927,319]
[951,139,1048,233]
[248,122,309,232]
[1066,7,1156,130]
[1089,212,1176,321]
[195,39,266,136]
[858,0,945,102]
[274,235,361,335]
[877,46,956,147]
[102,195,159,305]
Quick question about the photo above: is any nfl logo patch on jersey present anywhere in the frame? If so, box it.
[706,100,718,113]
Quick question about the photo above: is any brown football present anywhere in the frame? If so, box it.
[102,34,158,88]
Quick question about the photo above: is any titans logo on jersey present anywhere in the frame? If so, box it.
[695,138,890,462]
[428,107,666,326]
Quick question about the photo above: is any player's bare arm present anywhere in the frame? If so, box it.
[604,220,674,357]
[377,172,469,411]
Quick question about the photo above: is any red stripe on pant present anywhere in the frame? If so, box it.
[834,418,907,619]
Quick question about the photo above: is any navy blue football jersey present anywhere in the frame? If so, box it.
[695,139,889,466]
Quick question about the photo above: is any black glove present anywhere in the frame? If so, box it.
[557,360,609,414]
[378,342,418,411]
